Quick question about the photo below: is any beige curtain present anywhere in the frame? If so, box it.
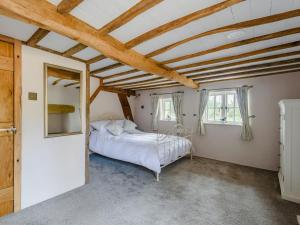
[151,95,160,131]
[197,89,209,136]
[172,93,184,125]
[236,86,253,141]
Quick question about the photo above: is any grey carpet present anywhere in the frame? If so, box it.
[1,154,300,225]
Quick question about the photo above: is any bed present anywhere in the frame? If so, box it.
[89,119,192,181]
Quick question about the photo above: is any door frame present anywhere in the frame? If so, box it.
[0,34,22,212]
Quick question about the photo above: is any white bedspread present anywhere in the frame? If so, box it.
[89,130,192,173]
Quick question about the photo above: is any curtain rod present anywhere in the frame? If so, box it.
[197,85,253,92]
[150,91,184,96]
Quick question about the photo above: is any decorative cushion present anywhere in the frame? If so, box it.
[123,120,137,131]
[105,121,124,136]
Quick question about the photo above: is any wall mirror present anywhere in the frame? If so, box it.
[44,64,82,137]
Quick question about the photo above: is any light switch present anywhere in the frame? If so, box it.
[28,92,37,101]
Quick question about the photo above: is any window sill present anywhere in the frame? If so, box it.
[204,122,242,126]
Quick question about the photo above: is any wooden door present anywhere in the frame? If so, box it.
[0,38,21,216]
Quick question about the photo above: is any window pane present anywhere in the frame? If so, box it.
[215,107,222,121]
[227,94,235,107]
[208,108,214,121]
[207,96,214,107]
[227,108,235,122]
[215,95,222,108]
[235,107,242,122]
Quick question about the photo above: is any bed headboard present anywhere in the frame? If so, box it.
[91,112,124,122]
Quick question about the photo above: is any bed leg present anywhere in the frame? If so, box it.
[190,148,193,160]
[156,173,160,182]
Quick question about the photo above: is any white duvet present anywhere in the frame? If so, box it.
[89,130,192,173]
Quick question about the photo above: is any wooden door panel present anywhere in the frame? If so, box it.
[0,133,13,189]
[0,187,13,217]
[0,70,13,123]
[0,40,14,216]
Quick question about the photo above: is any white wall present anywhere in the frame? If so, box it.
[21,46,86,209]
[90,77,135,121]
[134,72,300,171]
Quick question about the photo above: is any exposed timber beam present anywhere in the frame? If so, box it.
[174,41,300,70]
[67,0,162,60]
[87,55,106,64]
[102,69,140,80]
[26,28,50,46]
[188,58,300,79]
[105,74,154,85]
[64,81,80,87]
[109,57,300,87]
[99,0,162,34]
[132,83,182,91]
[118,79,172,89]
[195,64,300,81]
[162,27,300,64]
[98,41,300,80]
[63,43,86,57]
[0,0,198,89]
[91,63,123,74]
[197,68,300,83]
[47,67,80,81]
[57,0,83,14]
[180,50,300,75]
[52,78,63,85]
[146,9,300,58]
[125,0,244,49]
[114,77,165,87]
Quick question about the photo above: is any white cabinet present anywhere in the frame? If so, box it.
[278,100,300,204]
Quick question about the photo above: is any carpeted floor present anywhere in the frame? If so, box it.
[1,154,300,225]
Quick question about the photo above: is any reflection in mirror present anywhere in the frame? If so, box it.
[45,64,82,137]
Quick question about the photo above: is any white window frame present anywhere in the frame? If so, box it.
[158,96,176,122]
[203,89,242,126]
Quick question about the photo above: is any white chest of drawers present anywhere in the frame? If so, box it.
[278,99,300,204]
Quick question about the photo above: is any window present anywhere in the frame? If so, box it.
[204,90,242,125]
[159,97,176,121]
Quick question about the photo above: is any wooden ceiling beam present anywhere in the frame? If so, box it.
[47,67,80,81]
[117,79,171,89]
[64,81,80,87]
[125,0,244,48]
[188,58,300,79]
[0,0,198,89]
[63,43,86,57]
[108,56,300,87]
[180,50,300,75]
[174,41,300,70]
[26,28,50,46]
[102,69,140,80]
[99,0,162,34]
[197,68,300,84]
[132,83,182,91]
[146,8,300,58]
[105,73,154,85]
[87,55,107,64]
[91,63,123,74]
[163,27,300,64]
[195,64,300,82]
[57,0,83,14]
[52,78,63,85]
[67,0,162,60]
[114,77,164,87]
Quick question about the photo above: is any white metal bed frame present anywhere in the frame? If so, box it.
[154,124,194,181]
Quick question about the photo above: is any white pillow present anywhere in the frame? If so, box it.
[125,128,143,134]
[91,120,124,132]
[90,120,110,132]
[123,120,137,131]
[105,121,124,136]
